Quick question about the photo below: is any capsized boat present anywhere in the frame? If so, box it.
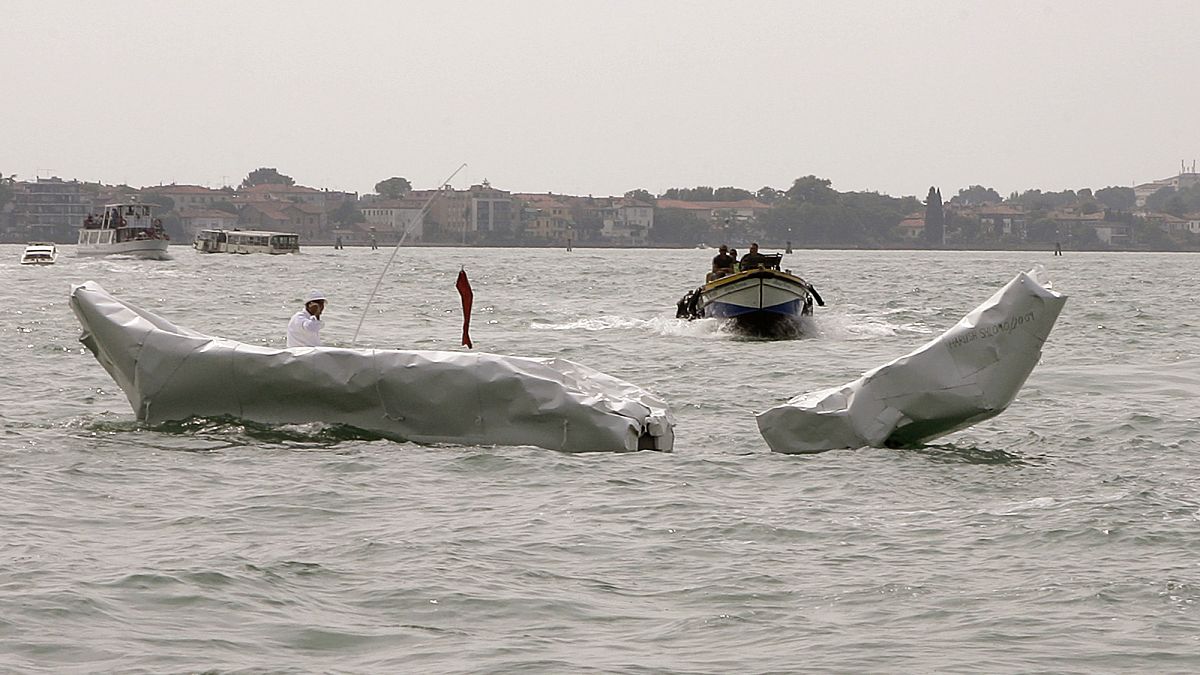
[756,268,1066,453]
[676,253,823,338]
[69,282,674,453]
[77,202,170,259]
[20,242,58,265]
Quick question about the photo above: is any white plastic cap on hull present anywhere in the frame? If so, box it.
[69,281,674,453]
[756,269,1067,453]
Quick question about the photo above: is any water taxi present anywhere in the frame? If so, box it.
[193,229,300,254]
[77,203,171,259]
[20,242,58,265]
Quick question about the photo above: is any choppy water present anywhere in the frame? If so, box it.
[4,244,1200,673]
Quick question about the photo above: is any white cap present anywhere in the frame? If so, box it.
[305,290,327,303]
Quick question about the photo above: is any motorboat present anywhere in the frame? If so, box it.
[77,202,170,259]
[194,229,300,254]
[676,253,823,338]
[757,269,1066,453]
[69,281,674,453]
[20,242,58,265]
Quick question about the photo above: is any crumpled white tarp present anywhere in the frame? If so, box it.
[70,281,674,453]
[757,269,1067,453]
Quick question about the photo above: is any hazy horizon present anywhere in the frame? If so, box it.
[3,0,1197,199]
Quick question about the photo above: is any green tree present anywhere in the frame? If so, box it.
[209,201,239,215]
[1094,186,1135,211]
[713,186,754,201]
[755,186,781,203]
[650,208,707,244]
[569,205,604,242]
[923,186,944,245]
[240,167,295,188]
[785,175,838,205]
[375,177,412,198]
[330,199,364,225]
[950,185,1002,206]
[661,186,715,201]
[624,188,655,203]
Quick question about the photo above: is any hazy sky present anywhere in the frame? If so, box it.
[3,0,1197,198]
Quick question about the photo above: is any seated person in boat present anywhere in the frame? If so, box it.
[707,245,736,282]
[739,242,770,269]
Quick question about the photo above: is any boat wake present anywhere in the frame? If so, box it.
[531,315,752,338]
[814,310,935,341]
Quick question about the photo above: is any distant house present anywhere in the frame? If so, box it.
[12,177,90,242]
[896,214,925,239]
[513,193,575,243]
[1051,210,1127,245]
[362,198,425,240]
[593,197,654,245]
[238,183,327,204]
[1143,211,1198,235]
[655,198,770,225]
[238,202,291,231]
[410,181,512,241]
[142,184,230,209]
[975,204,1027,238]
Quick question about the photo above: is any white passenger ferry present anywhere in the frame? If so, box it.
[77,203,171,259]
[193,229,300,254]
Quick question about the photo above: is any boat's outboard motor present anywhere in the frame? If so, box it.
[676,287,703,320]
[676,291,693,319]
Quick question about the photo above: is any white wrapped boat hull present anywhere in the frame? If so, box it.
[70,281,674,453]
[757,269,1066,453]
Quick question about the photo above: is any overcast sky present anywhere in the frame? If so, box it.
[3,0,1197,198]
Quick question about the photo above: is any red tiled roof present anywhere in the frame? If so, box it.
[143,184,225,194]
[242,202,289,220]
[177,208,238,219]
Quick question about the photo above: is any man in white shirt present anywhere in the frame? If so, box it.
[287,290,326,347]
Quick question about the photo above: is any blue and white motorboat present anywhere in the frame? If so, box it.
[677,254,823,338]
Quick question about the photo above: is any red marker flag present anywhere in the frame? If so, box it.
[456,268,474,349]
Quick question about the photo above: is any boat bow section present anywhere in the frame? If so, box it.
[69,281,674,453]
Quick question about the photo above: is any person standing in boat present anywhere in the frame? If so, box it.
[740,242,769,269]
[287,291,326,347]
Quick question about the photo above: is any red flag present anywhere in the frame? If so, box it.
[456,268,474,349]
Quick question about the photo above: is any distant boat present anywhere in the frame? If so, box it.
[676,253,823,338]
[20,242,58,265]
[77,202,170,259]
[194,229,300,254]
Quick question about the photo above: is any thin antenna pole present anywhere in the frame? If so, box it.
[351,163,467,346]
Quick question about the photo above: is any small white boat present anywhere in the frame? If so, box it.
[20,242,58,265]
[69,281,674,453]
[194,229,300,254]
[77,202,171,259]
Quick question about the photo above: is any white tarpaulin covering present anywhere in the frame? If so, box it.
[70,281,674,453]
[757,269,1067,453]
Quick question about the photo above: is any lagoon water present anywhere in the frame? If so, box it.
[4,244,1200,673]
